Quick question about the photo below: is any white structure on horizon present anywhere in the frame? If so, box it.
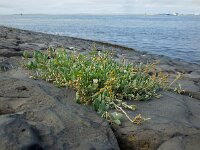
[194,13,200,16]
[172,12,179,16]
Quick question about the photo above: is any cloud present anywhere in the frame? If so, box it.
[0,4,12,8]
[0,0,199,14]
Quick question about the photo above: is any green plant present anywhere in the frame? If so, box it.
[24,48,168,125]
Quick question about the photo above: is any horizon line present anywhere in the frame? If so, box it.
[0,12,199,16]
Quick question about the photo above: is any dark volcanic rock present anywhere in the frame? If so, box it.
[112,92,200,150]
[0,76,119,150]
[0,39,19,51]
[0,57,21,72]
[19,43,47,51]
[0,49,23,57]
[0,117,42,150]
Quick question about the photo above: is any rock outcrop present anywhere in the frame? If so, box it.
[0,74,119,150]
[112,92,200,150]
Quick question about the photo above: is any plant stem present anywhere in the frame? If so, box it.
[112,101,133,123]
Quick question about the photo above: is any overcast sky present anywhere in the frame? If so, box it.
[0,0,199,14]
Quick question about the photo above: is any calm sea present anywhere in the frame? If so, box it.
[0,15,200,63]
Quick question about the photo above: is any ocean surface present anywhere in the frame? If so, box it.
[0,15,200,64]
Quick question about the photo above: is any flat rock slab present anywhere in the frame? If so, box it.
[0,77,119,150]
[112,92,200,150]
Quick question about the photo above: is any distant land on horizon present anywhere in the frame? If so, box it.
[1,13,200,16]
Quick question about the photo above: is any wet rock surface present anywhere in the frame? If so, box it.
[1,26,200,150]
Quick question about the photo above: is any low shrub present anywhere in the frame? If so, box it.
[24,48,168,125]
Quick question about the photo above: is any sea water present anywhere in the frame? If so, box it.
[0,15,200,63]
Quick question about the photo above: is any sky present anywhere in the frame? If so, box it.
[0,0,199,14]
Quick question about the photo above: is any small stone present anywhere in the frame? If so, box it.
[16,86,28,91]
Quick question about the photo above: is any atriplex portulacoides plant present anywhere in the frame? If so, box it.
[23,48,177,125]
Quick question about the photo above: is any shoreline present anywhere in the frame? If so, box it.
[1,25,200,71]
[1,25,200,66]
